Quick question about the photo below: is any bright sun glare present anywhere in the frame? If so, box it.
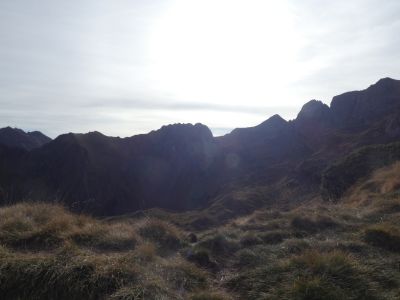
[149,0,304,107]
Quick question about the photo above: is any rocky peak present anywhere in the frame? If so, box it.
[0,127,51,150]
[369,77,399,92]
[154,123,214,142]
[330,78,400,129]
[258,114,287,129]
[296,100,331,122]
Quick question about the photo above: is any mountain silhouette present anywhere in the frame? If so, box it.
[0,78,399,215]
[0,127,51,150]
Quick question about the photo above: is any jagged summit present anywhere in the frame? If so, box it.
[0,126,51,150]
[258,114,287,128]
[296,100,331,121]
[370,77,399,89]
[0,77,400,215]
[150,123,213,140]
[330,77,400,128]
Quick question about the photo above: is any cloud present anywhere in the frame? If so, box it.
[0,0,400,138]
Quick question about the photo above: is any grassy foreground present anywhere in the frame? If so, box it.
[1,163,400,299]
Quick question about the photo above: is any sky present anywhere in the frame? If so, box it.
[1,0,400,138]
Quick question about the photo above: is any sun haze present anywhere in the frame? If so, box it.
[1,0,400,137]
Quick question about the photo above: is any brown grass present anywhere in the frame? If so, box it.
[346,161,400,205]
[364,223,400,252]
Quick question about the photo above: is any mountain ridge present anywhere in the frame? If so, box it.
[0,127,51,150]
[0,77,399,216]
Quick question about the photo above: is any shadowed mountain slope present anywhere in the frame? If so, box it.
[0,127,51,150]
[0,78,400,215]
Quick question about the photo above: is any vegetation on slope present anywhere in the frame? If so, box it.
[1,161,400,299]
[321,142,400,201]
[0,203,230,299]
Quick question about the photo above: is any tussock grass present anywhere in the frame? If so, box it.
[0,203,229,299]
[259,231,288,244]
[133,242,157,262]
[0,252,138,300]
[163,257,208,291]
[137,218,183,254]
[288,250,376,300]
[190,291,232,300]
[197,233,240,257]
[186,249,219,271]
[71,222,139,251]
[0,202,138,252]
[227,250,376,300]
[364,223,400,252]
[2,161,400,300]
[290,215,338,233]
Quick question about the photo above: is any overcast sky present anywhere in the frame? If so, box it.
[1,0,400,138]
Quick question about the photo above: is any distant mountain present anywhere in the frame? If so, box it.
[0,127,51,150]
[0,78,399,215]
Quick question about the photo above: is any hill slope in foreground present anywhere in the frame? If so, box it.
[1,78,400,299]
[1,161,400,299]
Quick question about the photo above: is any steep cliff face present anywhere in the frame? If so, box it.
[330,78,400,129]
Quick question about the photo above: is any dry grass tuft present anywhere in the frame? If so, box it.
[137,218,183,253]
[364,223,400,252]
[163,257,208,291]
[190,290,232,300]
[134,242,157,262]
[290,215,338,233]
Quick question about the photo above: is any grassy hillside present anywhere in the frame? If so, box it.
[321,142,400,201]
[1,161,400,299]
